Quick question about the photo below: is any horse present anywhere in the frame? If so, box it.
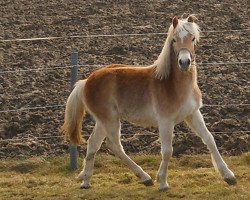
[61,15,237,191]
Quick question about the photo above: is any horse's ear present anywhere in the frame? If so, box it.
[172,16,178,28]
[187,15,197,23]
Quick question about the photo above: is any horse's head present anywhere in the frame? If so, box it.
[171,15,200,71]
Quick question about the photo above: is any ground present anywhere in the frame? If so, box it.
[0,153,249,200]
[0,0,249,158]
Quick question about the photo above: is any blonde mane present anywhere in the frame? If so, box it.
[154,16,200,80]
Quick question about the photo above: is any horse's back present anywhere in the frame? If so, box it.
[83,65,156,124]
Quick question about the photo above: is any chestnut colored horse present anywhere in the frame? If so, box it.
[61,15,236,191]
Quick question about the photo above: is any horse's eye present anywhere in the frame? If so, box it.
[192,37,195,42]
[172,38,176,43]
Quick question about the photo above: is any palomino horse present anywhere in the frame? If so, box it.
[61,15,236,191]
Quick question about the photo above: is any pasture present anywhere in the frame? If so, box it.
[1,0,249,157]
[0,153,249,200]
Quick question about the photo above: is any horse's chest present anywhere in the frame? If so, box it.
[175,94,201,123]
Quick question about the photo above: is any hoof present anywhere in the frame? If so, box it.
[80,183,91,189]
[142,179,154,186]
[224,177,237,185]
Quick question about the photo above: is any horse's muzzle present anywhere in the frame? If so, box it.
[178,48,192,71]
[179,59,191,70]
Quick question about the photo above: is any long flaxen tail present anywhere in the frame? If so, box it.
[61,80,87,145]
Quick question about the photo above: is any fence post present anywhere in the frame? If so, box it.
[69,52,78,171]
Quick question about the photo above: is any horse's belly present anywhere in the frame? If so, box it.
[120,109,157,128]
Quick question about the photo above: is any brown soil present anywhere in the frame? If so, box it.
[0,0,249,159]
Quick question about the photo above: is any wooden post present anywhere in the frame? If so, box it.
[69,52,78,171]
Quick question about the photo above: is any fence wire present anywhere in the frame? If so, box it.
[1,61,249,74]
[1,28,250,42]
[1,130,249,143]
[0,103,249,113]
[1,28,249,145]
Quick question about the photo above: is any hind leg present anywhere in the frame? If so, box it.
[78,122,106,188]
[104,120,153,186]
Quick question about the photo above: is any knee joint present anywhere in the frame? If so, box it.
[161,147,173,159]
[202,134,215,145]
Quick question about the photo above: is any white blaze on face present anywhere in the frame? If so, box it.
[178,29,188,43]
[178,49,191,62]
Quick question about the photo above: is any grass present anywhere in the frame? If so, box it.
[0,153,249,200]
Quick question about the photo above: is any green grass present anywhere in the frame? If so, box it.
[0,153,249,200]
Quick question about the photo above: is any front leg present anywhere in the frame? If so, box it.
[185,110,236,185]
[156,122,174,191]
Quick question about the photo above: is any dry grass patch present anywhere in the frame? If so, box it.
[0,153,249,200]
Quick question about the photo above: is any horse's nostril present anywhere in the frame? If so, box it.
[179,59,191,70]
